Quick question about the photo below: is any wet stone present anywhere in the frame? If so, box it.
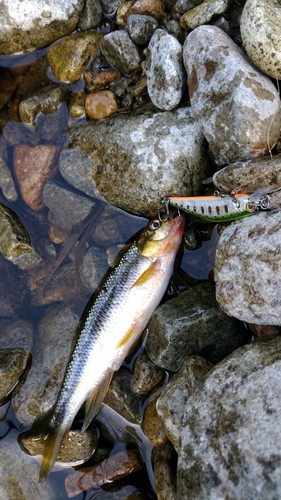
[84,69,121,92]
[127,14,158,45]
[0,156,18,202]
[183,25,281,164]
[85,90,118,120]
[104,368,146,424]
[133,352,165,395]
[156,355,213,451]
[152,441,177,500]
[100,0,124,15]
[0,257,29,318]
[177,337,281,499]
[214,210,281,325]
[130,0,165,21]
[19,84,70,127]
[79,246,109,292]
[78,0,103,30]
[145,29,185,110]
[12,305,80,426]
[145,281,247,371]
[141,393,168,446]
[180,0,232,30]
[47,31,103,84]
[100,31,143,75]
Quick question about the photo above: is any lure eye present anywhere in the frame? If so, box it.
[149,219,161,231]
[245,202,256,212]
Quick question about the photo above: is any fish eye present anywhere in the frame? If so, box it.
[149,219,161,231]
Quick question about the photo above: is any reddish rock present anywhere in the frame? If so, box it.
[85,90,118,120]
[130,0,165,20]
[13,144,60,210]
[84,69,121,93]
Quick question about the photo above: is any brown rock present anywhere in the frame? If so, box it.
[85,90,118,120]
[141,394,168,446]
[130,0,165,20]
[65,449,144,497]
[13,144,60,210]
[84,69,121,92]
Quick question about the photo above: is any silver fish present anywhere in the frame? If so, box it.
[39,209,185,482]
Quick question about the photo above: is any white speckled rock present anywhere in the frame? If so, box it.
[145,29,186,111]
[241,0,281,80]
[214,210,281,325]
[0,0,84,55]
[178,337,281,499]
[183,25,281,164]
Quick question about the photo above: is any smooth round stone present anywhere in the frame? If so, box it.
[47,31,102,83]
[214,210,281,325]
[100,31,143,74]
[85,90,118,120]
[183,25,281,163]
[241,0,281,79]
[130,0,165,20]
[180,0,231,30]
[145,29,185,110]
[127,14,158,45]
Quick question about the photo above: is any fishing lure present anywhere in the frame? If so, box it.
[163,189,271,222]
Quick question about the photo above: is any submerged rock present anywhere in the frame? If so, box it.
[177,337,281,499]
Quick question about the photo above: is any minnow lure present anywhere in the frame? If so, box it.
[38,209,185,482]
[163,189,271,222]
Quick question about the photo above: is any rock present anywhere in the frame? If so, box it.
[65,449,143,497]
[79,246,109,292]
[241,0,281,80]
[0,156,18,201]
[78,0,103,30]
[248,323,281,339]
[42,180,96,243]
[13,144,61,211]
[100,31,143,74]
[0,319,33,400]
[47,31,102,84]
[58,104,208,218]
[130,0,165,21]
[85,90,119,120]
[156,355,213,450]
[100,0,124,15]
[84,69,121,92]
[145,29,185,110]
[133,352,165,395]
[127,15,158,45]
[214,210,281,325]
[116,1,134,27]
[21,427,98,465]
[0,0,84,55]
[0,73,18,111]
[145,282,247,370]
[12,305,80,426]
[0,257,29,318]
[213,153,281,194]
[183,25,281,164]
[177,337,281,499]
[152,441,177,500]
[0,430,56,499]
[0,203,31,259]
[19,84,70,127]
[141,393,168,446]
[104,368,146,424]
[180,0,231,29]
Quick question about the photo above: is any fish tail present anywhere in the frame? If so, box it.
[39,426,65,483]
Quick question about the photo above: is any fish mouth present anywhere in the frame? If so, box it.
[161,207,185,230]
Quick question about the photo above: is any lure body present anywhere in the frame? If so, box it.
[167,191,270,222]
[39,210,185,482]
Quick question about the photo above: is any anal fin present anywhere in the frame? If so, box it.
[82,371,113,432]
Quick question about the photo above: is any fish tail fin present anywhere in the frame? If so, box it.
[39,426,65,483]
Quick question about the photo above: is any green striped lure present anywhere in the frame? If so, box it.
[163,189,271,223]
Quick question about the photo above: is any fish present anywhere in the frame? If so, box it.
[39,209,185,482]
[164,188,271,223]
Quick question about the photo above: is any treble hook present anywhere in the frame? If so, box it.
[162,196,170,217]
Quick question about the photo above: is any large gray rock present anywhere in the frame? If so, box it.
[0,0,84,55]
[177,337,281,499]
[59,104,208,218]
[183,25,281,164]
[215,209,281,325]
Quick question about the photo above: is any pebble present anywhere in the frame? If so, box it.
[100,0,123,15]
[214,210,281,325]
[85,90,119,120]
[78,0,103,30]
[145,281,247,370]
[180,0,231,29]
[0,258,29,318]
[152,441,177,500]
[0,203,31,259]
[12,305,80,426]
[91,207,146,248]
[19,84,70,128]
[248,323,281,339]
[130,0,165,21]
[0,156,18,201]
[141,392,168,446]
[47,31,103,84]
[116,1,134,27]
[241,0,281,80]
[59,104,208,218]
[13,144,61,211]
[183,25,281,164]
[145,29,185,110]
[84,69,121,92]
[0,0,84,54]
[0,73,18,111]
[156,355,213,450]
[79,246,109,292]
[127,14,158,45]
[100,31,143,75]
[177,337,281,499]
[65,449,143,497]
[42,180,96,243]
[133,352,165,394]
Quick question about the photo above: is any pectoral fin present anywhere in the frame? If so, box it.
[82,371,113,432]
[131,260,158,288]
